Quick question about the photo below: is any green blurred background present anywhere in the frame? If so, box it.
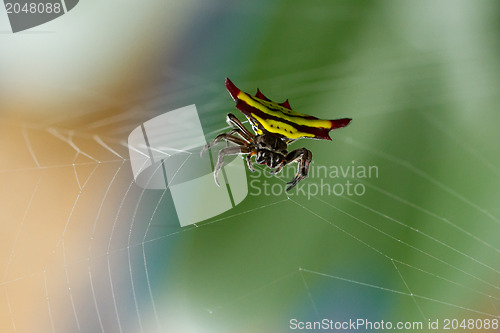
[1,0,500,332]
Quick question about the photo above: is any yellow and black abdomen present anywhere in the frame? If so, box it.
[225,78,351,141]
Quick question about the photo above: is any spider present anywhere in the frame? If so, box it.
[201,78,352,191]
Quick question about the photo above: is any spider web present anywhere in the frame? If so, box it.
[2,3,500,333]
[2,61,500,333]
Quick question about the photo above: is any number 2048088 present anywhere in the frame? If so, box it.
[5,2,62,14]
[443,318,498,330]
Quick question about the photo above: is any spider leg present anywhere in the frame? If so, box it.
[283,148,312,191]
[246,153,255,172]
[226,113,254,142]
[228,128,253,144]
[200,133,248,157]
[214,146,252,186]
[269,161,285,175]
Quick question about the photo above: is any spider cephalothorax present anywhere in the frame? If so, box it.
[253,134,287,168]
[201,78,352,191]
